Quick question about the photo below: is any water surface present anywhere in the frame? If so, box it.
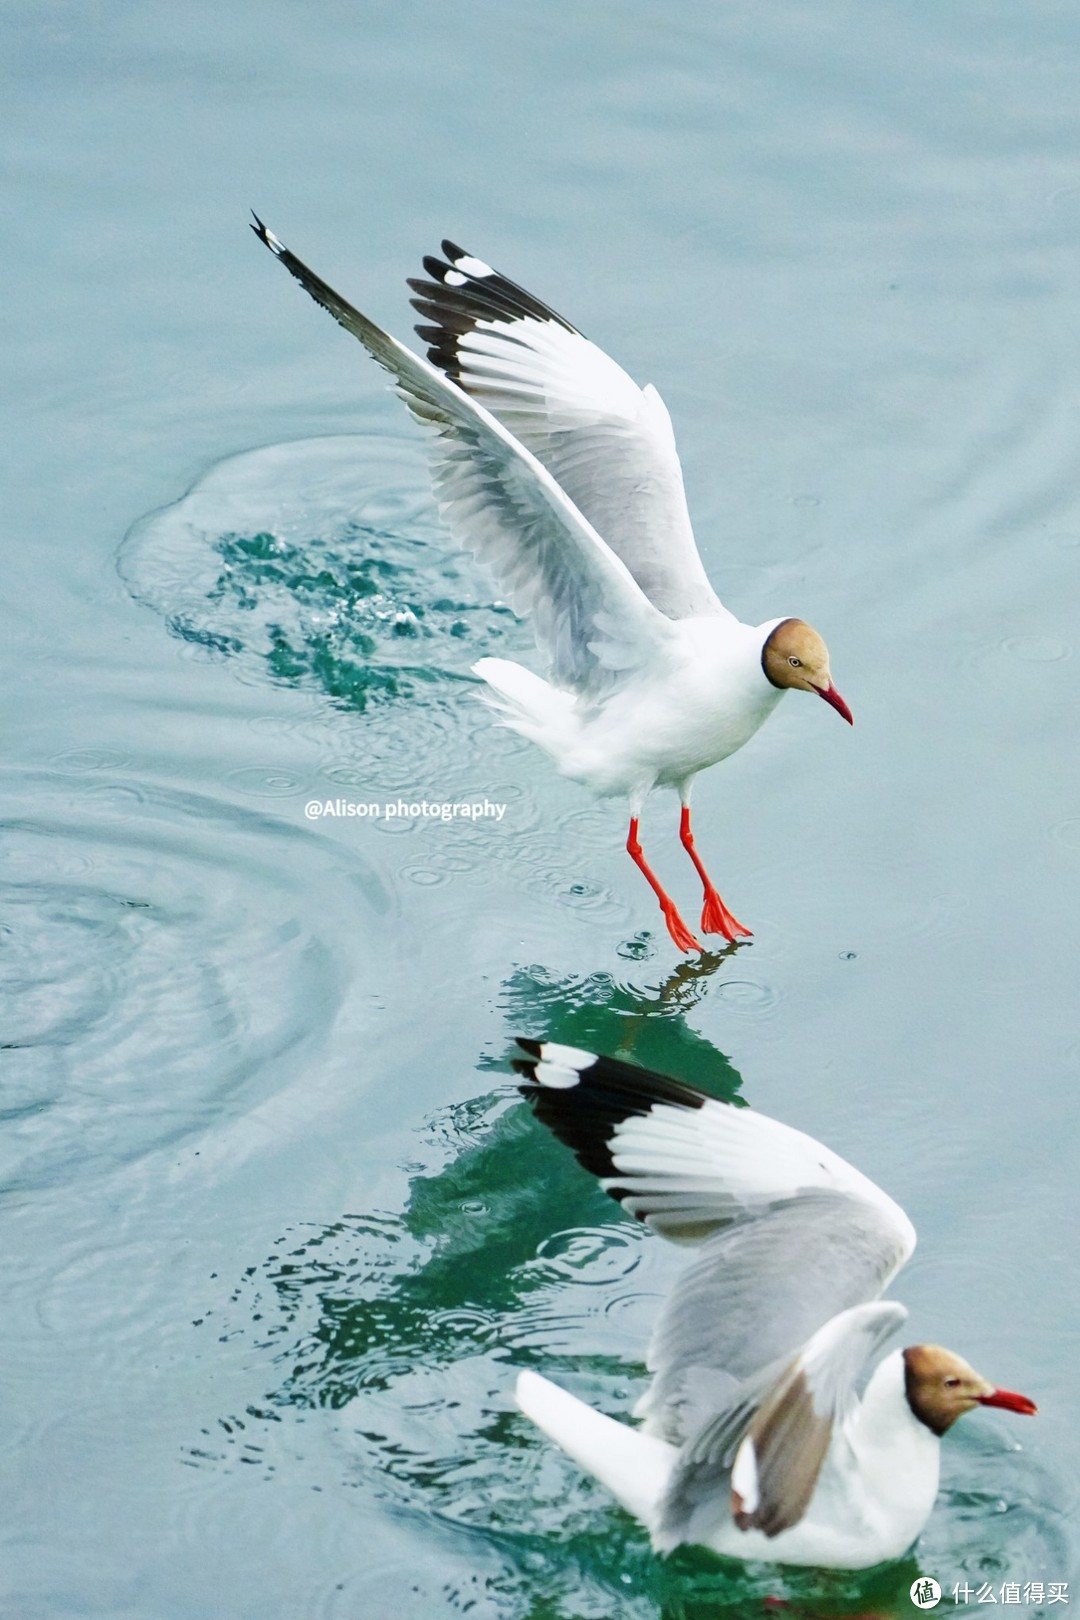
[3,2,1079,1614]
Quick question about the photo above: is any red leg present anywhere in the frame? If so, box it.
[627,818,701,953]
[679,806,752,940]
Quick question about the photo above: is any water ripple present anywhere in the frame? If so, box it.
[195,1065,1067,1614]
[119,434,529,728]
[712,977,781,1016]
[0,768,380,1191]
[530,1226,643,1286]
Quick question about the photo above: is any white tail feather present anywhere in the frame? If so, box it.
[473,657,578,754]
[516,1369,675,1530]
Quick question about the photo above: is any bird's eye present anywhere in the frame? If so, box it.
[788,656,802,668]
[943,1376,962,1388]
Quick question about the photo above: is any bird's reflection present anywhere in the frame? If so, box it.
[494,953,746,1097]
[195,958,1062,1619]
[224,960,747,1412]
[618,933,747,1005]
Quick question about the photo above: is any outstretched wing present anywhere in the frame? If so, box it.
[656,1302,908,1548]
[410,242,731,622]
[252,218,672,695]
[639,1190,909,1443]
[514,1041,915,1443]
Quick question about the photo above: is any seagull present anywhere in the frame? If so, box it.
[512,1039,1037,1570]
[252,219,853,951]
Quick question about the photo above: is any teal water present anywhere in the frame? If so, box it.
[3,2,1079,1614]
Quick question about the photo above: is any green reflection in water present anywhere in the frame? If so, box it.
[167,521,520,711]
[199,961,1063,1618]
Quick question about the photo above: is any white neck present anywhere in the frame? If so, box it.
[846,1351,941,1556]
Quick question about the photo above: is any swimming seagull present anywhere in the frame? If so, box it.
[512,1040,1036,1569]
[252,219,853,951]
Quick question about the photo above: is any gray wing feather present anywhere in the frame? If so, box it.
[464,376,725,621]
[637,1192,913,1444]
[652,1358,784,1552]
[656,1301,907,1549]
[252,219,672,694]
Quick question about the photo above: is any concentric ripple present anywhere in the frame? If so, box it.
[530,1226,643,1286]
[0,767,380,1192]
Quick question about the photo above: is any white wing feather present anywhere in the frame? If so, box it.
[517,1045,916,1445]
[410,244,734,621]
[253,220,675,695]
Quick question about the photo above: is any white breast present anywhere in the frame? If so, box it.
[561,617,784,797]
[695,1353,942,1569]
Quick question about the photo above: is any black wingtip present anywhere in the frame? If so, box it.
[515,1045,715,1188]
[510,1036,542,1081]
[249,213,286,257]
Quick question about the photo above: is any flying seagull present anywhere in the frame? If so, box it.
[252,220,852,950]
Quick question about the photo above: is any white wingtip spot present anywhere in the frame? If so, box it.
[453,253,494,278]
[539,1041,597,1068]
[531,1041,597,1089]
[535,1061,582,1089]
[262,227,286,256]
[731,1436,760,1514]
[443,269,468,287]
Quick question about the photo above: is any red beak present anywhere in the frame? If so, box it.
[817,682,854,726]
[977,1387,1038,1416]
